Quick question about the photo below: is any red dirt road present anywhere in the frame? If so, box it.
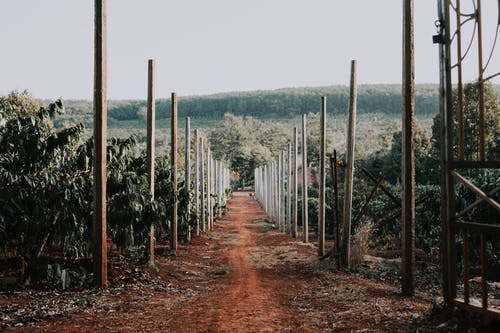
[3,192,435,332]
[165,192,304,332]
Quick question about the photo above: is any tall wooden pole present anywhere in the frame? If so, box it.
[318,96,327,256]
[278,153,282,230]
[194,129,200,236]
[287,143,292,235]
[293,128,298,238]
[282,151,286,232]
[170,92,178,253]
[200,138,206,232]
[341,60,358,268]
[301,115,309,243]
[185,117,191,222]
[146,59,155,264]
[207,150,212,230]
[402,0,415,296]
[93,0,107,287]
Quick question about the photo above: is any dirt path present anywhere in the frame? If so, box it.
[2,192,438,332]
[165,192,300,332]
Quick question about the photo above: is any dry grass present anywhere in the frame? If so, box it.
[350,220,373,269]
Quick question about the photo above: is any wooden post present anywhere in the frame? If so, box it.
[185,117,191,225]
[170,92,178,253]
[402,0,415,296]
[332,150,340,269]
[264,164,268,214]
[341,60,357,268]
[213,159,217,219]
[93,0,107,287]
[287,143,292,235]
[200,138,206,232]
[282,151,286,232]
[274,157,280,224]
[302,115,309,243]
[194,129,200,236]
[220,162,224,211]
[147,59,155,264]
[207,150,212,230]
[278,153,282,230]
[293,128,298,238]
[318,96,326,256]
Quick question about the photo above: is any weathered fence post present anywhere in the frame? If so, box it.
[332,149,341,269]
[293,128,298,238]
[264,164,269,214]
[278,153,283,230]
[170,92,178,253]
[194,129,200,236]
[402,0,415,296]
[93,0,107,286]
[287,143,292,235]
[341,60,357,268]
[185,117,191,241]
[318,96,326,256]
[302,115,309,243]
[147,59,155,264]
[281,150,286,233]
[207,150,212,230]
[200,137,206,232]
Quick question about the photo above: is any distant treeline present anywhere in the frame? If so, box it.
[61,84,497,123]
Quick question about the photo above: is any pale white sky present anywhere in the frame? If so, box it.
[1,0,498,100]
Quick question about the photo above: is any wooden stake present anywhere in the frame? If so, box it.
[200,138,206,232]
[185,117,191,221]
[93,0,107,287]
[402,0,415,296]
[318,96,326,256]
[276,152,283,231]
[301,115,309,243]
[170,92,178,253]
[341,60,358,268]
[147,59,155,264]
[194,129,200,236]
[293,128,298,238]
[207,150,212,230]
[287,143,292,235]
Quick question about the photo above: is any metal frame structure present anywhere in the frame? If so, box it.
[435,0,500,319]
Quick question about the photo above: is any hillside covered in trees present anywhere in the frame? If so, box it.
[59,84,452,128]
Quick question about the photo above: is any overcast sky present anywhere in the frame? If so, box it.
[1,0,499,100]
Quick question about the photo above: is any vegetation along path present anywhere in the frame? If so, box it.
[4,192,440,332]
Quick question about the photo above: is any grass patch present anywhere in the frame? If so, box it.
[310,258,339,272]
[250,253,273,267]
[197,263,209,270]
[225,233,239,240]
[246,219,274,231]
[213,265,231,275]
[206,231,222,239]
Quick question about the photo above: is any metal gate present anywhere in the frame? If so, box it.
[435,0,500,319]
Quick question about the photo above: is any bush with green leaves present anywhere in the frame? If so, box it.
[0,94,191,284]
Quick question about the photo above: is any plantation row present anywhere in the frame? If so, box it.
[0,93,231,287]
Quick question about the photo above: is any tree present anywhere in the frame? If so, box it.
[431,82,500,161]
[209,113,289,186]
[364,120,434,185]
[0,90,41,122]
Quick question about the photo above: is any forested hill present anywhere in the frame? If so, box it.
[64,84,450,124]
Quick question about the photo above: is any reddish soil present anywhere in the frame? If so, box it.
[2,192,452,332]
